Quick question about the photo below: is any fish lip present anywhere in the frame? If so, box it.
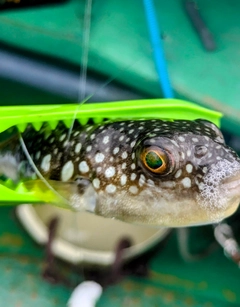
[221,174,240,192]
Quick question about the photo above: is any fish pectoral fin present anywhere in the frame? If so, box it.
[71,177,98,212]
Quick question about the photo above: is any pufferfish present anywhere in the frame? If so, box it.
[1,118,240,227]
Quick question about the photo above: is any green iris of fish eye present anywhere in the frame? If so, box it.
[145,151,163,169]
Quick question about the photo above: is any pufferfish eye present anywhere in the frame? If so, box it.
[141,146,169,174]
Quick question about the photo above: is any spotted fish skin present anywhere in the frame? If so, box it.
[2,119,240,227]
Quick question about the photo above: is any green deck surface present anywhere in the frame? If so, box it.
[0,0,239,134]
[0,206,240,307]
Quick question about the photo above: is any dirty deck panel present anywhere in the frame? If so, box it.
[0,0,239,134]
[0,206,239,307]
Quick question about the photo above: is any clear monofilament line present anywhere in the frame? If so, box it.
[19,135,71,207]
[66,0,93,148]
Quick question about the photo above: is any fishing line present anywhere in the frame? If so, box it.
[19,135,71,206]
[65,0,92,283]
[65,0,93,147]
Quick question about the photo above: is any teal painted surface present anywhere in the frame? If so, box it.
[0,77,73,105]
[0,205,239,306]
[0,0,239,134]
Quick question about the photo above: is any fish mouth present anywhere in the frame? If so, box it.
[222,173,240,195]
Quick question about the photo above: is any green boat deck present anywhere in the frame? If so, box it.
[0,206,240,306]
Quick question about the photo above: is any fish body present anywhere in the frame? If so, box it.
[1,118,240,227]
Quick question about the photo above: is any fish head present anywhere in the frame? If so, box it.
[128,119,240,227]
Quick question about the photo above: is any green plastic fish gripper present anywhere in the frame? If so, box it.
[0,99,222,205]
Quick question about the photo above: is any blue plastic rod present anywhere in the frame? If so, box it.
[143,0,174,98]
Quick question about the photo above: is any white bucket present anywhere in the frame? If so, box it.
[16,204,170,266]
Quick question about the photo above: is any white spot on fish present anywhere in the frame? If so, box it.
[90,133,95,140]
[171,140,179,147]
[178,136,185,142]
[192,138,199,142]
[122,162,126,169]
[186,164,193,173]
[203,167,207,173]
[61,161,74,181]
[131,163,136,170]
[93,178,100,189]
[53,148,58,155]
[131,153,135,159]
[105,166,116,178]
[63,140,69,147]
[106,184,116,194]
[175,169,182,178]
[79,161,89,173]
[187,149,191,157]
[95,153,105,163]
[129,186,138,194]
[35,151,41,160]
[120,174,127,186]
[162,181,176,188]
[140,174,145,181]
[86,145,92,152]
[119,135,124,141]
[147,179,155,186]
[113,147,119,155]
[181,177,191,188]
[41,154,51,172]
[75,143,82,154]
[59,134,66,142]
[130,141,136,148]
[130,173,137,181]
[103,136,109,144]
[122,151,128,159]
